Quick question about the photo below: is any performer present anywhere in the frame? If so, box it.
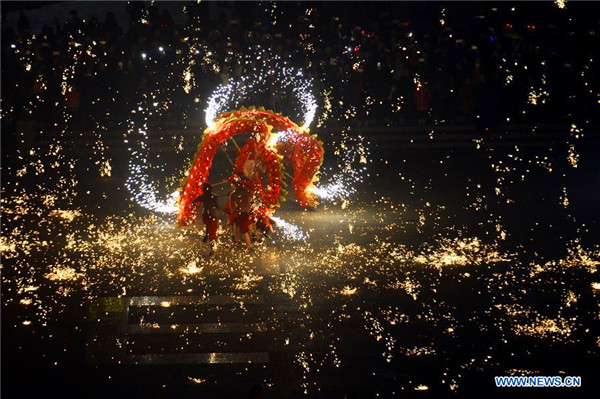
[192,183,220,255]
[229,180,254,247]
[233,139,268,242]
[224,187,239,242]
[256,213,275,239]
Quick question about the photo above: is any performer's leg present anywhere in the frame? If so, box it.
[239,213,252,247]
[234,224,240,242]
[203,224,210,242]
[208,219,218,255]
[201,214,209,242]
[228,223,234,238]
[242,231,252,247]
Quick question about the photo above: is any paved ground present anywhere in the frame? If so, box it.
[2,127,600,398]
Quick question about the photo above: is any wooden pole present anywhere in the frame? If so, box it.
[211,180,229,187]
[231,136,241,151]
[220,146,235,166]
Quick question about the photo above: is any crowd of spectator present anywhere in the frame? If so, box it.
[1,1,599,141]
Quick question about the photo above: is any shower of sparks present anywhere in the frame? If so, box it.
[124,47,323,215]
[270,216,308,241]
[124,94,183,214]
[2,2,600,397]
[204,47,317,130]
[179,260,204,275]
[310,130,369,202]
